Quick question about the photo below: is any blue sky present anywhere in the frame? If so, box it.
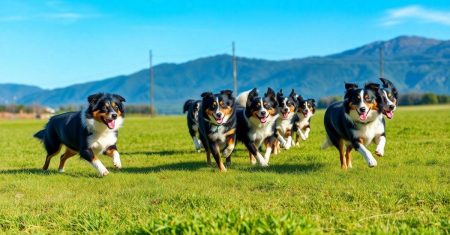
[1,0,449,89]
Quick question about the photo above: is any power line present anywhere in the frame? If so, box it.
[149,50,154,115]
[232,41,237,95]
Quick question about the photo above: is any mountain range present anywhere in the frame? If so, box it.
[1,35,449,114]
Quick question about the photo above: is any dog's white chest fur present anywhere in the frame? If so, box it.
[352,115,384,146]
[247,115,277,146]
[295,114,310,130]
[208,125,227,145]
[83,115,123,155]
[276,118,292,136]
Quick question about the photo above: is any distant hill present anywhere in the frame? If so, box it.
[0,84,43,105]
[1,35,449,113]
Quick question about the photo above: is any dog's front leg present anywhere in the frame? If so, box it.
[374,135,386,157]
[304,127,311,139]
[210,143,226,172]
[244,141,268,167]
[104,145,122,169]
[297,129,306,141]
[81,149,109,176]
[353,141,377,168]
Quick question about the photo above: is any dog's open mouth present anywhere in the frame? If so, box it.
[102,117,115,129]
[282,112,289,119]
[257,115,268,124]
[214,116,224,124]
[383,110,394,119]
[302,111,308,117]
[357,110,369,121]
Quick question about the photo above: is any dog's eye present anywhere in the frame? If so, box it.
[113,106,119,111]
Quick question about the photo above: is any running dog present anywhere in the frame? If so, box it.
[236,88,279,166]
[198,90,236,172]
[183,99,202,152]
[273,89,298,153]
[292,96,315,146]
[34,93,126,176]
[322,83,384,169]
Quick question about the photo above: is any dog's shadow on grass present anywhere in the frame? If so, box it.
[121,161,206,173]
[241,162,325,174]
[121,161,324,174]
[121,149,193,157]
[0,168,94,178]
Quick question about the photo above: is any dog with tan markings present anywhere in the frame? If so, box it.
[34,93,126,176]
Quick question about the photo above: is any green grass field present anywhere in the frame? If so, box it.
[0,105,449,234]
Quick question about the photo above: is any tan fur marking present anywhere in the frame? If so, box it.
[339,139,347,170]
[58,148,77,170]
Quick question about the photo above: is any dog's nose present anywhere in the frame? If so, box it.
[216,112,222,118]
[389,105,395,110]
[111,113,118,119]
[359,107,366,113]
[284,108,289,112]
[260,111,267,116]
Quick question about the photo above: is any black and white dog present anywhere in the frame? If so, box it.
[292,96,315,146]
[198,90,236,172]
[379,78,399,119]
[273,89,298,153]
[236,88,279,166]
[322,83,384,169]
[183,99,202,152]
[34,93,126,176]
[362,78,398,157]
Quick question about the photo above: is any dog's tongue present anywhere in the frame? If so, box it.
[359,112,367,121]
[106,119,115,129]
[385,110,393,119]
[260,116,267,123]
[216,117,223,124]
[283,112,289,119]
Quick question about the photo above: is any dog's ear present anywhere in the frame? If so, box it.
[364,82,380,93]
[265,87,276,98]
[87,93,104,106]
[297,95,305,103]
[201,92,213,100]
[220,90,233,98]
[289,89,297,98]
[113,94,126,102]
[247,88,258,107]
[345,83,358,91]
[277,89,283,98]
[380,78,399,98]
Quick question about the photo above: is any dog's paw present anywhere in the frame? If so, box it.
[367,159,378,168]
[260,162,269,167]
[113,161,122,169]
[58,168,65,173]
[99,169,110,177]
[375,148,384,157]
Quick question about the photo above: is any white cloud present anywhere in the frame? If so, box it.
[381,5,450,26]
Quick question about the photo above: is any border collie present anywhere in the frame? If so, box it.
[292,96,316,146]
[198,90,236,172]
[34,93,126,176]
[273,89,298,153]
[379,78,398,119]
[183,99,202,152]
[363,78,398,157]
[322,83,384,169]
[236,88,279,166]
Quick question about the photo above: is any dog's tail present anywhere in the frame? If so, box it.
[236,90,252,108]
[33,129,46,141]
[183,99,196,113]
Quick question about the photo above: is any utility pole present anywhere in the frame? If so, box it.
[149,50,155,115]
[379,46,384,78]
[232,41,237,95]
